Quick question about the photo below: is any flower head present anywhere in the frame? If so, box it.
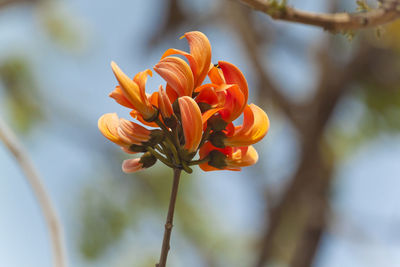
[99,31,268,173]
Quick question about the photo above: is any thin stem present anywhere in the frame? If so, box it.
[164,138,181,165]
[156,168,182,267]
[188,156,210,166]
[159,142,173,162]
[198,126,211,149]
[146,146,174,168]
[0,117,67,267]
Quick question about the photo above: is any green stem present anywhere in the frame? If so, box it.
[159,142,173,162]
[146,146,174,168]
[164,138,180,165]
[198,126,211,149]
[188,156,210,166]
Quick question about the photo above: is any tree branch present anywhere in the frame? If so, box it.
[0,117,67,267]
[239,0,400,31]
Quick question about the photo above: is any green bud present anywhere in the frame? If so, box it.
[144,129,164,146]
[208,115,228,131]
[181,149,197,162]
[139,152,157,168]
[143,108,159,122]
[172,99,180,116]
[209,131,226,148]
[197,102,212,113]
[129,144,147,153]
[208,150,227,169]
[163,115,177,129]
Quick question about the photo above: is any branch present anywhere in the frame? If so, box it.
[239,0,400,31]
[0,117,67,267]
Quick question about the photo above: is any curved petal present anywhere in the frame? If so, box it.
[218,61,248,106]
[162,31,212,87]
[178,96,203,152]
[122,158,143,173]
[226,146,259,167]
[109,86,135,109]
[98,113,125,146]
[154,57,194,97]
[208,66,225,85]
[219,85,246,122]
[118,118,151,144]
[158,85,174,118]
[111,62,156,120]
[225,104,269,147]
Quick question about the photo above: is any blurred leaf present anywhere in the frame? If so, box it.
[35,1,87,52]
[0,56,44,133]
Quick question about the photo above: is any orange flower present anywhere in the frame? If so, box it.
[178,96,203,152]
[154,56,194,97]
[224,104,270,147]
[198,142,259,171]
[161,31,211,88]
[110,62,158,121]
[100,31,268,174]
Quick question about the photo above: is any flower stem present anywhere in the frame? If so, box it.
[188,156,210,166]
[156,168,182,267]
[146,146,174,168]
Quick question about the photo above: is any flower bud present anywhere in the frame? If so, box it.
[139,152,157,168]
[207,115,228,131]
[209,131,226,148]
[207,150,227,169]
[144,129,164,146]
[129,144,147,153]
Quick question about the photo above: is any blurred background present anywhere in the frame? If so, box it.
[1,0,400,266]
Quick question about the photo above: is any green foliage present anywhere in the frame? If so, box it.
[80,191,129,259]
[356,0,372,12]
[0,56,44,133]
[36,1,86,52]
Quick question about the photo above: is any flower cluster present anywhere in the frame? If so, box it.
[98,31,269,173]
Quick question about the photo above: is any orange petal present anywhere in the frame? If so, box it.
[208,66,225,85]
[118,118,151,144]
[154,57,194,97]
[109,86,135,109]
[183,31,212,87]
[130,109,159,128]
[226,146,259,168]
[218,61,248,107]
[122,158,143,173]
[219,85,246,122]
[178,96,203,152]
[98,113,125,146]
[225,104,269,147]
[158,85,174,118]
[162,31,212,87]
[111,62,156,120]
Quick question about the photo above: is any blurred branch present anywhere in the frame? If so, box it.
[225,2,301,128]
[0,117,67,267]
[239,0,400,31]
[254,41,370,267]
[0,0,36,9]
